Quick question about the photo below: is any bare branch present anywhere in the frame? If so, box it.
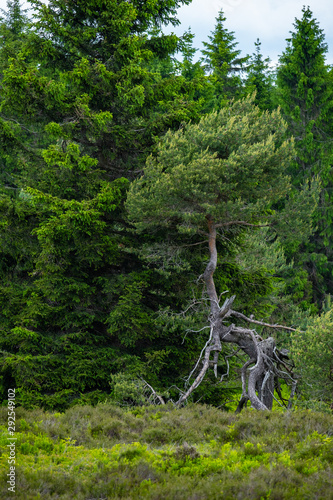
[176,299,205,317]
[261,370,273,395]
[177,343,214,406]
[220,347,242,383]
[275,379,288,407]
[273,348,294,375]
[229,310,300,332]
[271,390,285,408]
[215,221,270,228]
[287,380,298,410]
[241,358,256,396]
[184,325,214,386]
[140,378,165,405]
[180,240,209,248]
[182,325,210,344]
[219,295,236,318]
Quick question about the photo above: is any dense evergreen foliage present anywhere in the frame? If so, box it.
[0,1,332,413]
[277,6,333,307]
[0,0,208,410]
[202,9,249,107]
[245,39,275,111]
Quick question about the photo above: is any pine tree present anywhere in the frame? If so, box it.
[201,9,248,107]
[277,6,333,305]
[126,95,316,410]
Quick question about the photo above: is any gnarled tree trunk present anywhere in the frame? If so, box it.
[177,216,297,411]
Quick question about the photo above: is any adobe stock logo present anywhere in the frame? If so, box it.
[207,0,244,14]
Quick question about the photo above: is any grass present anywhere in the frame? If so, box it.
[0,403,332,499]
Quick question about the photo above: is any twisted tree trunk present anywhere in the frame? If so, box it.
[177,216,297,411]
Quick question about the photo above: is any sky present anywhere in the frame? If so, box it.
[0,0,332,66]
[164,0,333,66]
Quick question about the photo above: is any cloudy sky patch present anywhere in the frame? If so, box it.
[0,0,332,65]
[168,0,333,65]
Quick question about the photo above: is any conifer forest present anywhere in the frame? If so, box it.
[0,1,333,498]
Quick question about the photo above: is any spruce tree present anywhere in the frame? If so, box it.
[245,39,275,111]
[0,0,30,191]
[178,29,215,113]
[202,9,248,107]
[277,6,333,305]
[0,0,28,40]
[0,0,204,409]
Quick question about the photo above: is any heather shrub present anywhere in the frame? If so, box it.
[0,404,332,499]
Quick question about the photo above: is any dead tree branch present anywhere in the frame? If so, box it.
[229,310,300,332]
[141,378,165,405]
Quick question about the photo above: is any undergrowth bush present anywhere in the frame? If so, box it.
[0,404,332,499]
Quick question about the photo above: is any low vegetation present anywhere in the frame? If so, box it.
[0,404,332,499]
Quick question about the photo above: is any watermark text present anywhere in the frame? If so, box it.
[7,389,16,493]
